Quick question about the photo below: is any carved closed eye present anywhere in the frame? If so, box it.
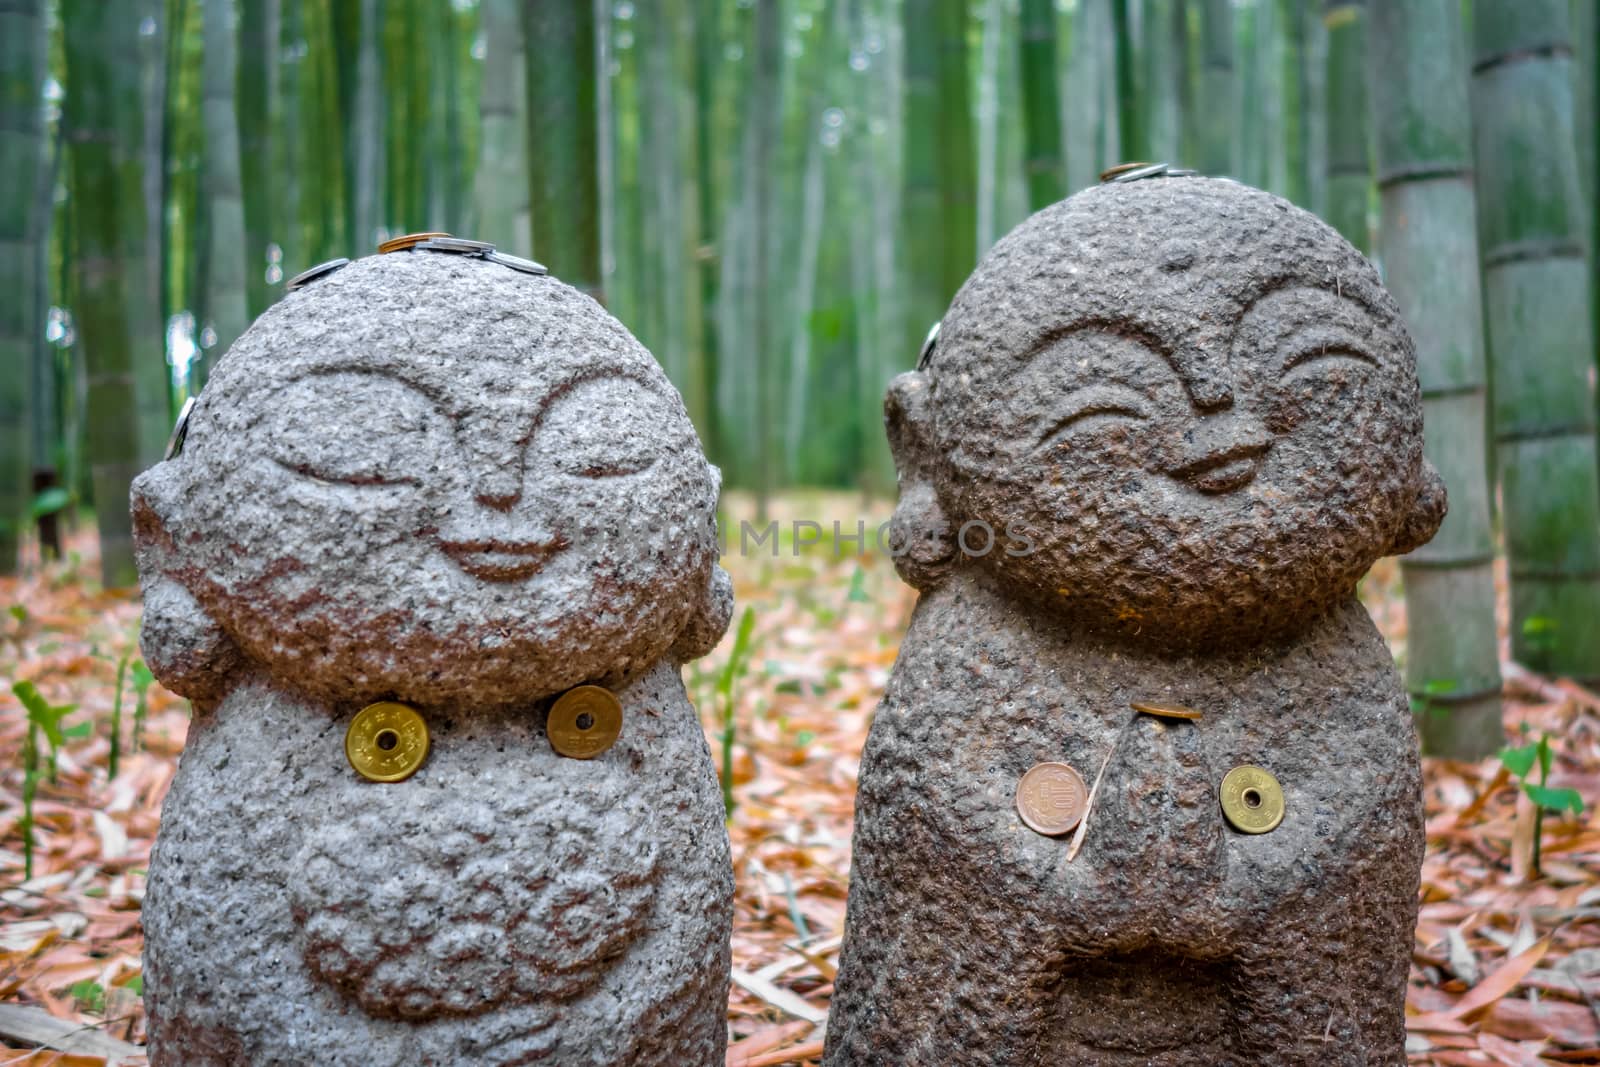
[266,371,444,486]
[539,377,665,478]
[1036,383,1153,448]
[1281,345,1376,381]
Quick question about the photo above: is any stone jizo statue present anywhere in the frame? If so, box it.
[825,175,1444,1066]
[133,245,734,1065]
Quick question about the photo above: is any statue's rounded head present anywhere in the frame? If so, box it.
[886,176,1444,648]
[133,250,730,708]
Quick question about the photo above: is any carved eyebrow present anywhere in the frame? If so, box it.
[1278,326,1379,373]
[292,364,447,406]
[1023,320,1179,377]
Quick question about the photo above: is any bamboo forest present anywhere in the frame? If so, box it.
[3,0,1600,1062]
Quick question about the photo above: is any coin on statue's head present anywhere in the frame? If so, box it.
[377,231,451,254]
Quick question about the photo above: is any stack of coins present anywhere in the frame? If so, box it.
[377,232,550,276]
[1098,161,1200,183]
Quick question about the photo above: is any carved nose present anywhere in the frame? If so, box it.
[1173,417,1272,494]
[458,418,526,511]
[472,466,523,511]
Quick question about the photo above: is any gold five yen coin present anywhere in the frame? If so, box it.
[1219,765,1285,834]
[547,685,623,759]
[345,701,430,782]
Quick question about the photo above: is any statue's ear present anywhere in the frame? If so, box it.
[1390,458,1448,557]
[885,372,956,591]
[669,564,734,663]
[131,468,241,707]
[669,463,734,663]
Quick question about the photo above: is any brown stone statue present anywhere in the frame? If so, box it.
[132,247,734,1065]
[824,175,1445,1066]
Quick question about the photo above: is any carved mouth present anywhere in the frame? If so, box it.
[1174,443,1269,494]
[439,537,566,582]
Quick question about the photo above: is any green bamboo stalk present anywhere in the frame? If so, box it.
[238,0,275,316]
[524,0,601,298]
[1109,0,1142,163]
[976,0,1001,250]
[1280,0,1311,205]
[747,0,782,515]
[692,0,722,461]
[1472,0,1600,681]
[903,0,975,358]
[61,0,145,586]
[474,0,525,249]
[1322,0,1370,250]
[351,0,379,245]
[1019,0,1064,208]
[1372,0,1503,758]
[200,0,248,384]
[1197,0,1233,175]
[783,0,839,477]
[1573,0,1597,350]
[1142,0,1180,163]
[0,0,45,572]
[30,83,59,558]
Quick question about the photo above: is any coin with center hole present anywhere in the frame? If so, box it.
[1219,764,1285,833]
[547,685,623,759]
[345,702,430,782]
[1016,761,1089,836]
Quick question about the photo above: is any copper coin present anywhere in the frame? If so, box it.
[1130,700,1202,720]
[377,231,451,254]
[345,702,430,783]
[1099,160,1155,182]
[1016,761,1089,836]
[547,685,623,759]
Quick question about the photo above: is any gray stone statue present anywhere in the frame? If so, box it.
[824,176,1445,1065]
[133,247,734,1066]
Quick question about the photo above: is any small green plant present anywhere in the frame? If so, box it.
[109,654,130,779]
[30,486,70,522]
[68,979,106,1014]
[1520,615,1558,665]
[1500,732,1585,877]
[846,564,870,604]
[12,680,86,879]
[717,607,758,817]
[1408,677,1458,727]
[130,659,155,752]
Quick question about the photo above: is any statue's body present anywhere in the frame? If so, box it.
[133,250,734,1066]
[825,176,1445,1066]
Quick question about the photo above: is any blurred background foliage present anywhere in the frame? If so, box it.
[0,0,1597,758]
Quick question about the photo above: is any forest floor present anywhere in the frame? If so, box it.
[0,491,1597,1066]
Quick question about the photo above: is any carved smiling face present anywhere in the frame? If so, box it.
[891,178,1443,646]
[133,251,728,707]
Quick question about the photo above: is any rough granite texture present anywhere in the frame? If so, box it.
[132,251,734,1066]
[824,178,1445,1066]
